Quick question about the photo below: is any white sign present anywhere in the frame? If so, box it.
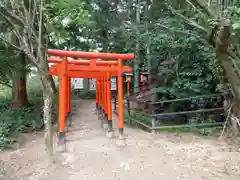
[89,78,117,90]
[72,78,84,89]
[111,78,116,90]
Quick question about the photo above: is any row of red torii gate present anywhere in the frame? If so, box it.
[47,49,135,144]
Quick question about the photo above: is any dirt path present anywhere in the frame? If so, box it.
[1,100,240,180]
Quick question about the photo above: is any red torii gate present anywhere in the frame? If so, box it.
[47,49,134,145]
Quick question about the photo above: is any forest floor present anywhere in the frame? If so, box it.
[1,100,240,180]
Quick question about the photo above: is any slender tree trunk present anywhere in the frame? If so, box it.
[37,52,56,155]
[41,74,55,155]
[46,74,58,124]
[11,52,29,108]
[101,28,109,52]
[151,0,163,20]
[49,75,57,93]
[38,0,56,155]
[100,1,110,52]
[39,44,55,155]
[145,0,151,73]
[134,0,140,93]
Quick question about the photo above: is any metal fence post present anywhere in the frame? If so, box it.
[151,116,156,133]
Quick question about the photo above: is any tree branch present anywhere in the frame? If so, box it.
[157,23,207,42]
[37,0,43,63]
[0,34,22,52]
[0,7,25,26]
[169,6,209,33]
[184,0,206,18]
[190,0,216,18]
[21,37,44,74]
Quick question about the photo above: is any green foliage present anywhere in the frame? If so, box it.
[0,41,32,91]
[0,73,43,150]
[45,0,94,50]
[230,0,240,30]
[151,36,222,98]
[87,0,224,99]
[0,101,43,150]
[0,41,17,87]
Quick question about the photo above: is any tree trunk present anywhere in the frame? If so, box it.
[37,55,56,155]
[216,22,240,135]
[100,1,110,52]
[151,0,163,20]
[49,75,57,93]
[101,28,109,52]
[46,74,58,124]
[41,74,55,156]
[145,0,151,74]
[217,52,240,135]
[11,53,28,108]
[134,0,141,93]
[38,0,56,155]
[231,100,240,136]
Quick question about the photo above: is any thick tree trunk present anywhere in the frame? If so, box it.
[11,53,28,108]
[231,100,240,136]
[217,53,240,135]
[216,22,240,135]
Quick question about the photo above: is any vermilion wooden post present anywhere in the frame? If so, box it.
[98,78,101,114]
[99,75,103,117]
[95,78,99,112]
[97,78,100,119]
[117,59,124,138]
[65,78,68,117]
[102,74,105,125]
[102,74,104,114]
[106,72,113,134]
[68,78,71,114]
[58,56,68,144]
[66,77,71,116]
[102,74,105,119]
[103,73,108,129]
